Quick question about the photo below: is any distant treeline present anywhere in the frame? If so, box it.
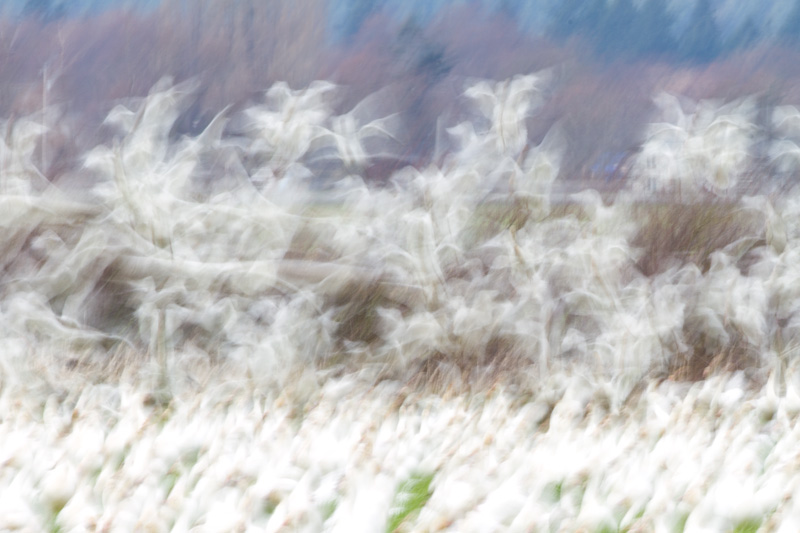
[15,0,800,63]
[331,0,800,64]
[3,0,800,185]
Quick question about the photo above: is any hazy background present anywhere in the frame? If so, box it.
[4,0,800,186]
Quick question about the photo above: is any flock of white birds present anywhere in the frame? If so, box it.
[2,72,800,531]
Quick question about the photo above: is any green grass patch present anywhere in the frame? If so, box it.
[386,471,435,533]
[732,517,761,533]
[673,511,689,533]
[181,447,201,470]
[321,499,338,521]
[45,513,63,533]
[541,480,564,503]
[161,468,180,497]
[262,492,282,516]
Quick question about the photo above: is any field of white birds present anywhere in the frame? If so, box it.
[3,70,800,532]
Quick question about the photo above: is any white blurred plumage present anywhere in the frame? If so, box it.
[464,73,547,158]
[2,74,800,532]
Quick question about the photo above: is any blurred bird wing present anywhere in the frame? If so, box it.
[104,105,138,133]
[773,105,800,136]
[464,80,498,119]
[653,92,692,128]
[358,114,401,142]
[194,105,231,149]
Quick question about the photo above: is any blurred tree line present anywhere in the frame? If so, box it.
[14,0,800,64]
[332,0,800,64]
[23,0,66,22]
[2,0,800,186]
[548,0,720,63]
